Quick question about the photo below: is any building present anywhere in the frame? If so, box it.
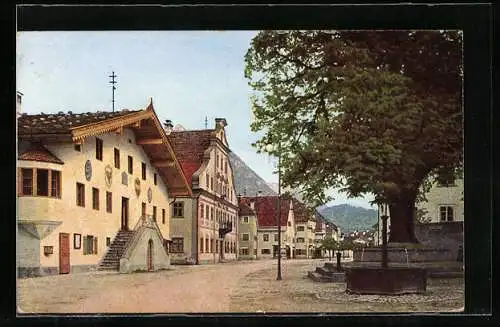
[291,198,317,258]
[237,198,258,260]
[313,212,339,258]
[167,118,239,264]
[17,100,192,277]
[377,176,464,244]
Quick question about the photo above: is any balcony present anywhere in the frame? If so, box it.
[218,220,232,238]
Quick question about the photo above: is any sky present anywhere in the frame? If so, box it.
[16,31,375,209]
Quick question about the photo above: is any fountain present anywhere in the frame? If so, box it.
[404,248,409,267]
[345,208,427,295]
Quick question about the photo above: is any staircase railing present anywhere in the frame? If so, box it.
[121,214,166,261]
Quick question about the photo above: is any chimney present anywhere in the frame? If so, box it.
[164,119,173,135]
[215,118,227,130]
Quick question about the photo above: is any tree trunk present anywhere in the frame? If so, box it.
[388,190,419,243]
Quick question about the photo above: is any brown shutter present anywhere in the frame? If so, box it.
[83,236,87,255]
[94,237,98,254]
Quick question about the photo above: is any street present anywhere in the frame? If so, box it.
[17,259,464,313]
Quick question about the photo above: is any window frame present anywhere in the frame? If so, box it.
[439,205,455,222]
[141,162,146,180]
[106,191,112,213]
[92,187,100,210]
[128,155,133,174]
[36,168,49,196]
[114,148,120,169]
[76,182,85,207]
[263,234,269,242]
[96,138,103,161]
[171,237,184,253]
[21,168,33,196]
[173,202,184,218]
[242,233,249,241]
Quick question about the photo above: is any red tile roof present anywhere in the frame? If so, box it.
[290,197,313,223]
[241,196,290,227]
[17,109,141,135]
[18,144,64,164]
[167,130,215,186]
[238,198,256,216]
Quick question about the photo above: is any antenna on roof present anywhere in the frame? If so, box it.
[204,116,208,129]
[109,71,117,112]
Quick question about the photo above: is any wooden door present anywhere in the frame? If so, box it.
[59,233,70,274]
[147,239,153,271]
[121,197,129,230]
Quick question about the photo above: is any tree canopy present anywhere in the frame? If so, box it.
[245,30,462,243]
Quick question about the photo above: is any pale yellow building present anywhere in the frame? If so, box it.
[17,100,191,276]
[237,198,258,260]
[167,118,239,264]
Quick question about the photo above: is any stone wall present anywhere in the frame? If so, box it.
[17,228,40,269]
[415,221,464,261]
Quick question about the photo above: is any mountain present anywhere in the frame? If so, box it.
[318,204,378,234]
[229,152,277,197]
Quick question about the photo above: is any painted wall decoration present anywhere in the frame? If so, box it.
[135,178,141,196]
[121,171,128,186]
[105,165,113,188]
[147,187,152,203]
[85,160,92,181]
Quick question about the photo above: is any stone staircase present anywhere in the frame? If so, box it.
[307,262,346,282]
[98,230,135,271]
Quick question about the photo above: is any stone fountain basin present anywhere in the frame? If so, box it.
[354,246,452,262]
[345,266,427,295]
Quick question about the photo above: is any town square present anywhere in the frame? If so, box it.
[16,26,467,314]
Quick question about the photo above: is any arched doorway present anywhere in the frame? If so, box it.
[147,239,154,271]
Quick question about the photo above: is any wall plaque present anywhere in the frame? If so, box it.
[85,160,92,181]
[121,171,128,186]
[134,178,141,196]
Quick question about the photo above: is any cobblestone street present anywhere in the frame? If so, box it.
[17,259,464,314]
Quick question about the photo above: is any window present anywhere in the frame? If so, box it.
[206,173,209,188]
[162,208,166,224]
[440,206,454,222]
[173,202,184,218]
[263,234,269,242]
[171,238,184,253]
[106,191,112,213]
[36,169,49,196]
[153,206,157,222]
[215,239,219,253]
[83,235,97,255]
[76,183,85,207]
[206,238,209,253]
[210,207,214,220]
[128,156,133,174]
[154,173,157,185]
[261,249,271,255]
[211,239,215,253]
[296,249,306,255]
[297,238,305,243]
[210,177,213,190]
[74,144,81,152]
[297,226,305,232]
[114,148,120,169]
[142,162,146,180]
[274,234,278,242]
[241,233,249,241]
[51,171,61,198]
[200,237,204,253]
[240,248,249,256]
[92,187,99,210]
[225,161,228,174]
[200,204,204,219]
[106,237,111,247]
[96,138,103,161]
[21,168,33,195]
[287,221,291,226]
[242,216,249,223]
[142,202,146,217]
[205,205,209,219]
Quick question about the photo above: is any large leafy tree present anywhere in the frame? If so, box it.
[245,30,462,243]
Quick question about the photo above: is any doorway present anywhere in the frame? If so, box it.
[59,233,70,274]
[121,197,129,230]
[147,239,154,271]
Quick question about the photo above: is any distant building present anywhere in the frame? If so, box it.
[237,198,258,260]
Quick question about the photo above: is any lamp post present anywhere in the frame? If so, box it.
[266,143,282,280]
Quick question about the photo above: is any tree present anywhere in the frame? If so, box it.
[245,30,462,243]
[320,236,337,261]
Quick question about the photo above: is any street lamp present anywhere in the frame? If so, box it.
[266,143,282,281]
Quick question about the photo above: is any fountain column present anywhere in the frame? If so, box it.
[381,215,389,269]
